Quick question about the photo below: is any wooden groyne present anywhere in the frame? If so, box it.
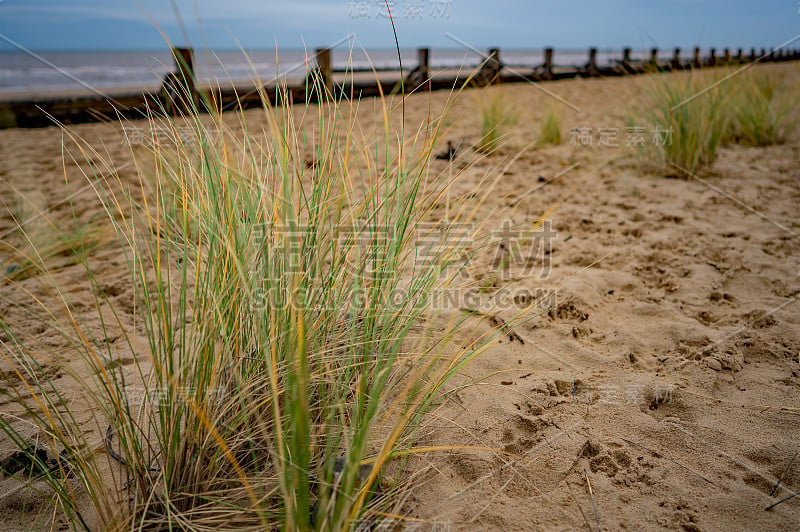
[1,45,798,129]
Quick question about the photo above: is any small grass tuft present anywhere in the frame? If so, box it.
[633,67,799,176]
[728,70,800,146]
[476,91,513,154]
[633,70,732,175]
[538,105,563,146]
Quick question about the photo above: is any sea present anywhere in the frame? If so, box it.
[0,47,662,96]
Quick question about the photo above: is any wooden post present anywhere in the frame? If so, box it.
[418,48,430,76]
[313,48,333,96]
[736,48,743,63]
[406,47,431,91]
[672,47,681,70]
[693,47,701,68]
[749,48,756,62]
[709,48,717,66]
[418,47,430,89]
[478,48,502,85]
[649,48,659,70]
[760,48,767,60]
[723,48,731,64]
[585,47,598,76]
[543,48,554,80]
[622,47,632,71]
[162,47,197,115]
[0,103,17,129]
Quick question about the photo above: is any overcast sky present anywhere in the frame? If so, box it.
[0,0,797,52]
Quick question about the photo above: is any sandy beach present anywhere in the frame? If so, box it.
[1,62,799,530]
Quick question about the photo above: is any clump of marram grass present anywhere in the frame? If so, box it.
[727,69,800,146]
[632,67,799,176]
[633,70,733,175]
[476,90,514,154]
[537,105,563,146]
[0,67,518,529]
